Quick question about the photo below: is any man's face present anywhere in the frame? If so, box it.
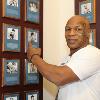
[65,20,88,49]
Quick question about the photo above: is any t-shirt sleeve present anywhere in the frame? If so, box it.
[66,47,100,80]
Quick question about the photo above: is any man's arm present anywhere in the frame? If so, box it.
[27,42,79,86]
[31,55,79,86]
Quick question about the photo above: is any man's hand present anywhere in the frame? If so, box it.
[27,41,41,61]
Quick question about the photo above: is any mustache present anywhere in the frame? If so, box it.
[65,36,79,40]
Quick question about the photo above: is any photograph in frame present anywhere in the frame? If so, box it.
[89,29,96,46]
[3,24,20,52]
[2,59,20,86]
[25,59,39,84]
[4,93,19,100]
[26,0,40,23]
[79,0,96,23]
[25,28,39,52]
[3,0,20,19]
[26,91,39,100]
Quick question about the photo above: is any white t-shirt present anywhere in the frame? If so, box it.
[58,45,100,100]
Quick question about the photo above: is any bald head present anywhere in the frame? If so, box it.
[67,15,90,28]
[65,15,91,50]
[66,15,91,38]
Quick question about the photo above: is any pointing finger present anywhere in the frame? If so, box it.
[28,41,33,48]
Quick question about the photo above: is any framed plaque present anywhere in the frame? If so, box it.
[4,93,19,100]
[79,0,96,23]
[3,0,20,19]
[25,59,39,84]
[25,28,39,52]
[89,29,96,46]
[0,0,43,98]
[26,91,39,100]
[26,0,40,23]
[2,59,20,86]
[3,24,21,52]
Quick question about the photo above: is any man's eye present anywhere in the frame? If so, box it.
[76,28,83,31]
[65,28,71,31]
[67,29,71,31]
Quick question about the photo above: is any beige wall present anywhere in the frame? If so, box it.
[43,0,75,100]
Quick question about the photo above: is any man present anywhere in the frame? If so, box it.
[9,97,14,100]
[8,28,15,40]
[9,0,18,7]
[29,2,38,12]
[30,32,37,43]
[27,15,100,100]
[31,95,35,100]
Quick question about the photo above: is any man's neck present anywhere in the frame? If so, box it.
[69,44,89,56]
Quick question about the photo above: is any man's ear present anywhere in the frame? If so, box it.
[86,28,91,38]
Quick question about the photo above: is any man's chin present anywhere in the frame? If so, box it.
[67,44,78,49]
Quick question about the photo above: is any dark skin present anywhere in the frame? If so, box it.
[65,16,90,55]
[27,15,90,86]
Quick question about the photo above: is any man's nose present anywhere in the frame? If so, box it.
[69,29,76,35]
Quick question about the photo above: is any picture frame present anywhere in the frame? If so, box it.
[2,24,21,52]
[24,59,39,84]
[26,91,39,100]
[25,28,39,52]
[25,0,40,23]
[89,29,96,46]
[4,93,20,100]
[2,0,20,19]
[79,0,96,23]
[2,59,20,86]
[0,0,43,97]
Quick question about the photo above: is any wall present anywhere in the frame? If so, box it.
[43,0,75,100]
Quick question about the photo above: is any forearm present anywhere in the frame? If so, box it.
[31,55,79,86]
[31,55,67,86]
[26,42,67,85]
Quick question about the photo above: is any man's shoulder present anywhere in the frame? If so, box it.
[72,45,100,58]
[83,45,100,55]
